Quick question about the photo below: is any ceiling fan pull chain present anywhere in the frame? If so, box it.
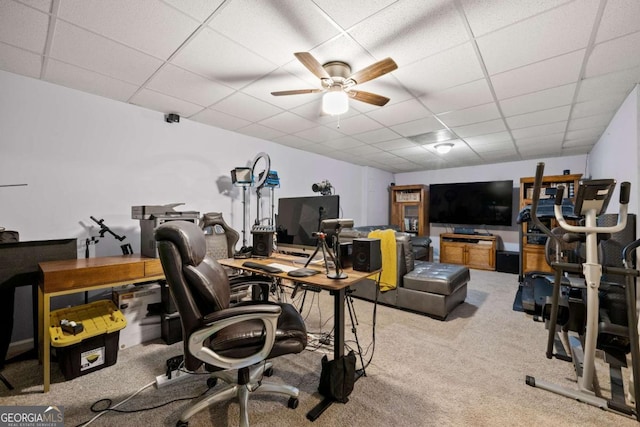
[336,116,341,129]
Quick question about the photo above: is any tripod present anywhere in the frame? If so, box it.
[304,231,347,279]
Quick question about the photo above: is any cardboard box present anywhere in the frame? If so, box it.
[112,283,162,349]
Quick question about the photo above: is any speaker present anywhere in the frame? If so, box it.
[252,232,273,257]
[352,238,382,272]
[338,242,352,269]
[496,251,519,274]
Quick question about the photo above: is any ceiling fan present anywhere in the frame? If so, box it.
[271,52,398,115]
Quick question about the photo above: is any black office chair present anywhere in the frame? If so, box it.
[154,221,307,427]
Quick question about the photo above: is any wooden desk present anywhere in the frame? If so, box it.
[218,255,381,421]
[38,255,164,392]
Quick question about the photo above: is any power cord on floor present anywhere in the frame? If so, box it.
[75,378,213,427]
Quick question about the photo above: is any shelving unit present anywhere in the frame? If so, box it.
[390,184,429,236]
[519,173,582,276]
[440,233,497,271]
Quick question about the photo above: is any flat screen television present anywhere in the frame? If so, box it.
[429,180,513,226]
[276,195,340,255]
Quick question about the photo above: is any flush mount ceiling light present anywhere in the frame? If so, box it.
[435,143,454,154]
[322,86,349,115]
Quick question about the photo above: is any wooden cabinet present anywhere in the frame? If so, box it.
[390,184,429,236]
[440,233,497,270]
[519,173,582,274]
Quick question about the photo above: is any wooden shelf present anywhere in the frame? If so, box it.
[440,233,496,271]
[390,184,430,237]
[519,173,582,274]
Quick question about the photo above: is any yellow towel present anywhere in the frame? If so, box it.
[367,229,397,292]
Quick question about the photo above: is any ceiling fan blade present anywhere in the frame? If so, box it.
[346,57,398,86]
[271,89,323,96]
[294,52,331,80]
[348,90,390,106]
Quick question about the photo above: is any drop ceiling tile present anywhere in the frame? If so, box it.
[20,1,52,13]
[578,67,640,101]
[130,88,204,117]
[515,132,564,147]
[272,134,315,149]
[451,119,506,138]
[354,128,400,144]
[491,50,585,99]
[586,31,640,77]
[393,42,484,96]
[362,151,406,163]
[210,92,283,123]
[499,83,576,116]
[420,79,494,114]
[341,144,384,156]
[511,121,567,139]
[191,107,252,131]
[50,21,163,84]
[321,136,366,150]
[58,0,200,59]
[568,112,615,131]
[481,151,521,162]
[562,145,592,155]
[572,96,627,118]
[374,138,417,151]
[331,114,383,135]
[349,77,415,112]
[470,141,515,153]
[476,0,598,75]
[313,0,396,29]
[258,111,318,134]
[237,123,285,140]
[596,0,640,43]
[565,127,604,141]
[172,27,278,90]
[0,43,41,78]
[45,59,138,101]
[506,105,571,130]
[163,0,225,22]
[460,0,571,37]
[389,116,443,137]
[563,137,598,148]
[294,125,344,143]
[463,131,512,146]
[365,99,431,127]
[304,143,337,155]
[209,0,339,66]
[437,102,501,128]
[519,141,562,154]
[147,64,234,107]
[0,1,49,52]
[348,0,469,66]
[390,145,427,159]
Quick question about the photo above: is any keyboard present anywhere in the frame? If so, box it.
[241,261,283,274]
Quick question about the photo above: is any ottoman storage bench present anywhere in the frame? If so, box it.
[398,262,470,320]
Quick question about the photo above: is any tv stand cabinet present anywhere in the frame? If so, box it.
[439,233,497,271]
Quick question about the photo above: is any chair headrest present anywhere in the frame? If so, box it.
[155,221,206,266]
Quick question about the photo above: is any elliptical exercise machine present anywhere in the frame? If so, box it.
[525,162,640,418]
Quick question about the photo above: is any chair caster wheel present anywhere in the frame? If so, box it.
[264,367,274,377]
[176,421,188,427]
[288,397,299,409]
[207,377,218,388]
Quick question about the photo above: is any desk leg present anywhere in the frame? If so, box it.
[38,288,51,393]
[306,288,346,422]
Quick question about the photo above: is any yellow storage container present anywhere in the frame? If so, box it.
[49,300,127,380]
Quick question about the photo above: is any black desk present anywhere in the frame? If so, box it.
[0,238,77,373]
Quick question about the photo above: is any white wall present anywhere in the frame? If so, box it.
[0,70,392,342]
[395,155,588,255]
[587,85,639,215]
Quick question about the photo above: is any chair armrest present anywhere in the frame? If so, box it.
[190,303,282,370]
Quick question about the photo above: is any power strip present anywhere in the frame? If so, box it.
[155,369,193,388]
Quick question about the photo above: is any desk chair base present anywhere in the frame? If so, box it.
[177,361,299,427]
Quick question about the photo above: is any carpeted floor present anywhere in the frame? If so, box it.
[1,268,638,426]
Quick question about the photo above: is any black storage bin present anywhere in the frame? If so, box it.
[496,251,519,274]
[56,332,120,380]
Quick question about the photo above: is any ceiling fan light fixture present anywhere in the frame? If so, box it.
[322,88,349,116]
[435,143,454,154]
